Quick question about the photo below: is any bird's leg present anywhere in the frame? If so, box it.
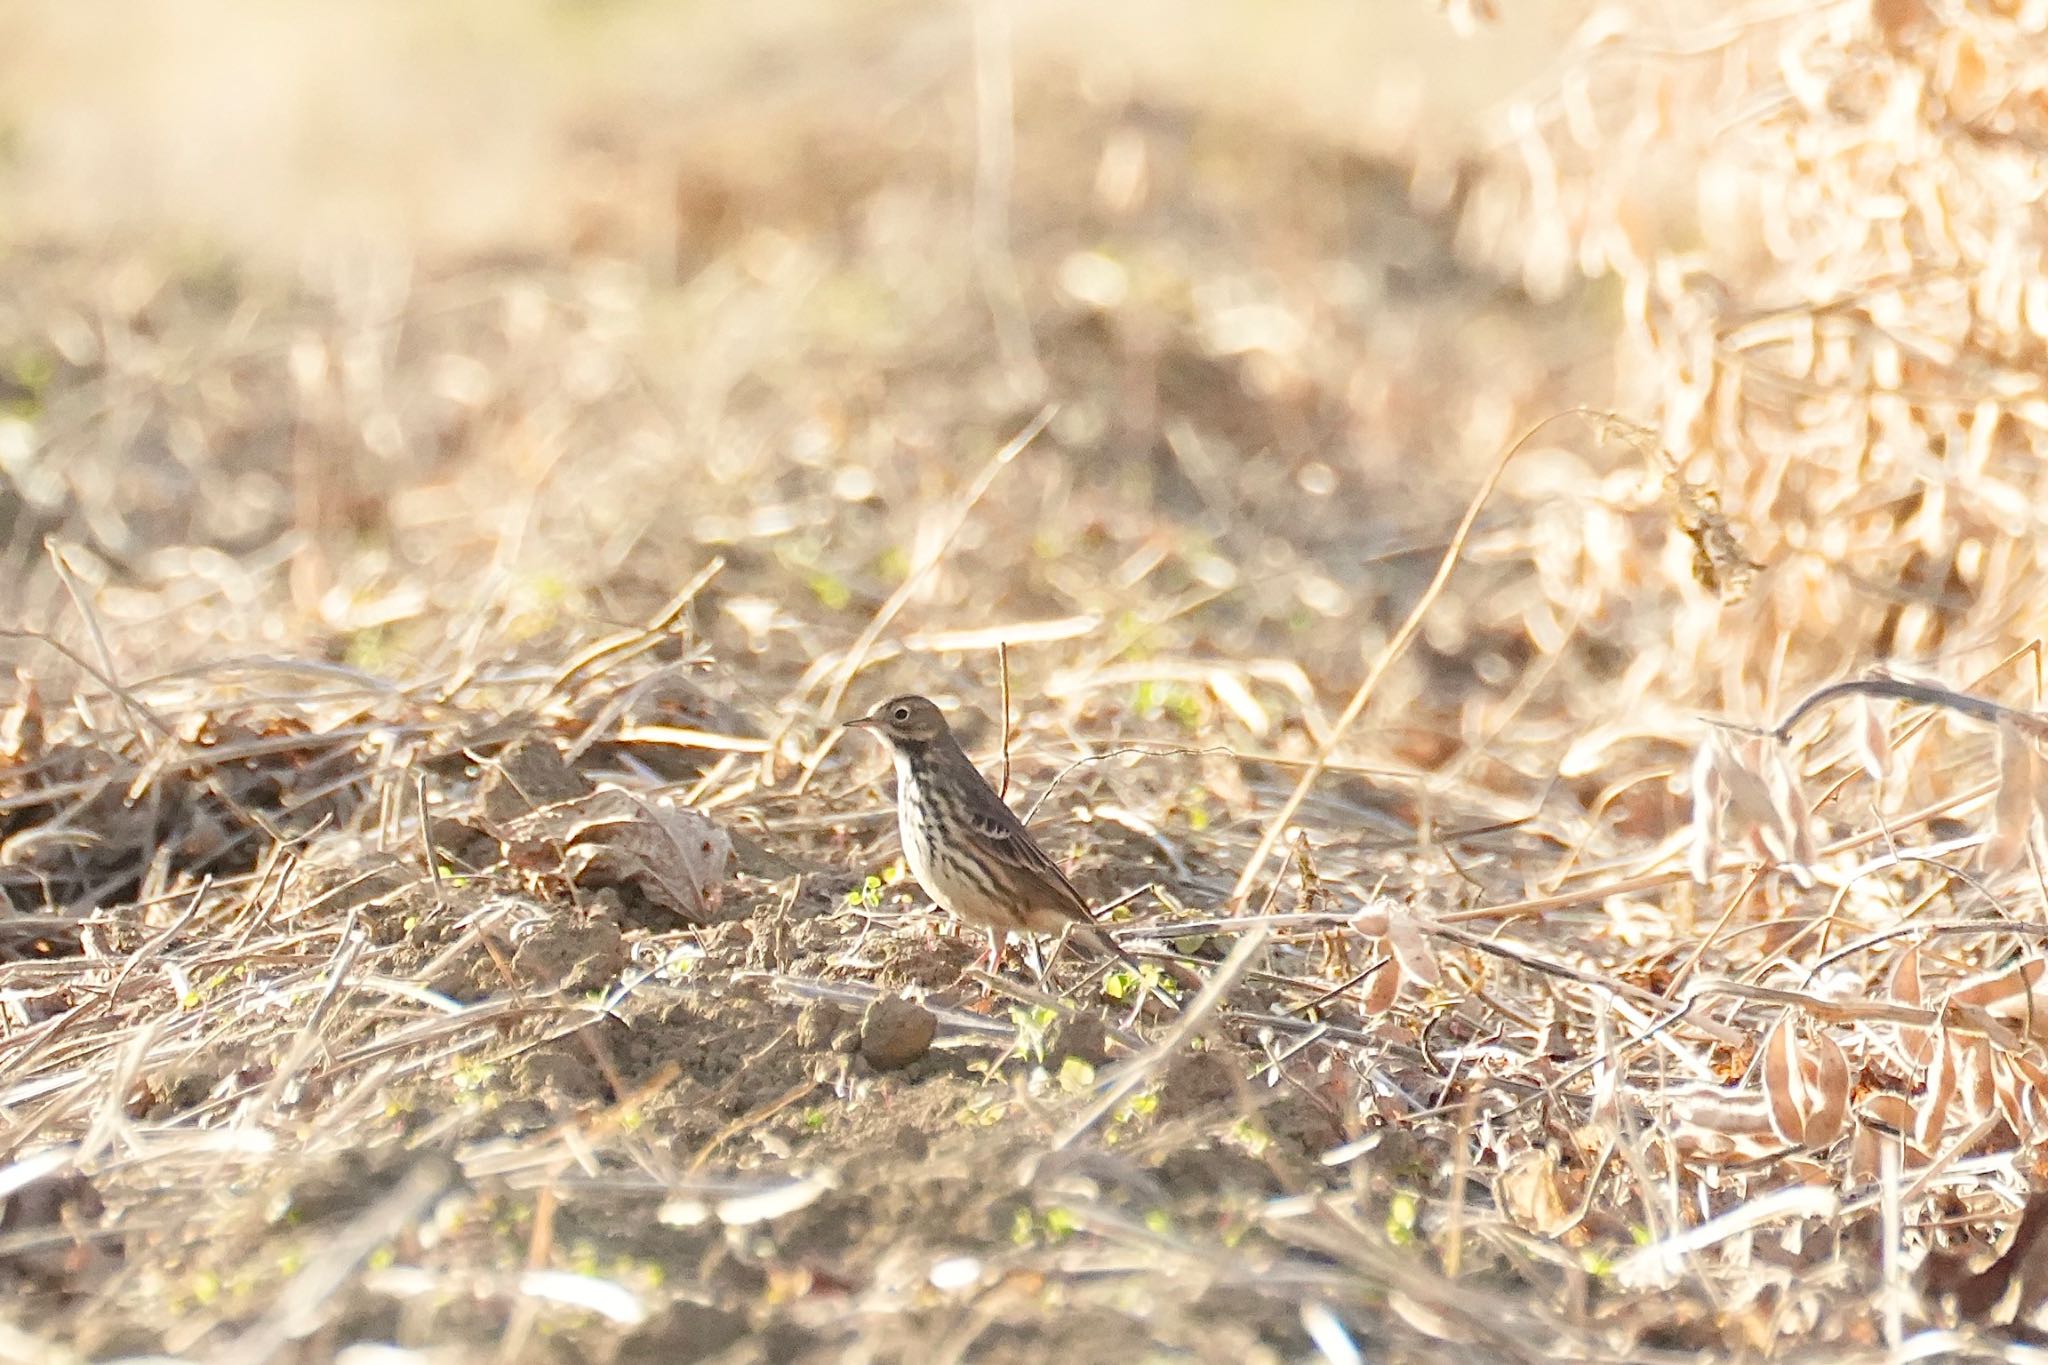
[984,928,1004,974]
[1024,932,1048,985]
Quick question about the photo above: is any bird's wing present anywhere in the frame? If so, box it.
[965,802,1094,921]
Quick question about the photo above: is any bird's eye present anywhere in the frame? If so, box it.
[892,705,911,722]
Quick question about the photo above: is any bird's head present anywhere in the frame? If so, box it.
[844,694,950,748]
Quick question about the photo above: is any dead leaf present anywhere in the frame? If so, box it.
[1853,696,1891,785]
[1985,722,2036,874]
[1205,670,1270,738]
[1920,1030,1996,1148]
[1496,1148,1576,1237]
[1888,946,1935,1067]
[1661,1083,1781,1158]
[1996,1051,2048,1143]
[1952,957,2048,1041]
[1688,735,1725,884]
[503,788,732,923]
[1762,747,1818,886]
[0,669,43,765]
[1761,1015,1849,1147]
[1359,953,1401,1015]
[1383,904,1441,990]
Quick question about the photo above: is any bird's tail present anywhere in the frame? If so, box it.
[1077,921,1202,993]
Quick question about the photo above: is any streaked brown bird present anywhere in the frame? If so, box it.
[844,694,1138,976]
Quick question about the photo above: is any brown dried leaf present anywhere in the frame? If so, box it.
[1919,1031,1997,1148]
[1762,1015,1849,1147]
[1919,1028,1961,1150]
[1952,956,2048,1041]
[1360,950,1401,1015]
[1350,899,1391,938]
[1716,733,1780,835]
[1847,1120,1882,1184]
[1662,1083,1780,1158]
[1888,946,1935,1068]
[1995,1051,2048,1143]
[1872,0,1931,46]
[0,669,43,765]
[1496,1148,1575,1237]
[1688,734,1725,885]
[1853,697,1891,786]
[1953,1033,1997,1127]
[1892,946,1924,1007]
[1382,904,1441,989]
[1984,722,2036,874]
[1855,1093,1934,1162]
[1763,747,1818,884]
[503,788,733,923]
[1704,732,1811,880]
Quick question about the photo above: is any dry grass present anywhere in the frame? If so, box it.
[4,0,2048,1360]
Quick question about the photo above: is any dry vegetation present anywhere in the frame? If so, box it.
[5,0,2048,1360]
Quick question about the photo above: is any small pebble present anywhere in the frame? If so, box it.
[859,994,937,1071]
[795,999,846,1051]
[1046,1012,1111,1068]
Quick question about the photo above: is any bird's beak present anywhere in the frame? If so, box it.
[841,715,875,729]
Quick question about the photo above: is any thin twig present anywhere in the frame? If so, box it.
[998,640,1013,800]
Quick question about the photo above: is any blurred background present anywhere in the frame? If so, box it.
[6,0,2029,855]
[0,0,1607,762]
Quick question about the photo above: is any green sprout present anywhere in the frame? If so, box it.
[1386,1192,1420,1246]
[1008,1005,1058,1063]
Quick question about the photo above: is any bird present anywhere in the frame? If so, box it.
[843,693,1142,978]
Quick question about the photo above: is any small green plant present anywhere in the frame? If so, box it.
[958,1093,1011,1127]
[1104,963,1177,1002]
[805,571,851,611]
[1386,1192,1420,1246]
[1229,1118,1272,1157]
[1008,1004,1058,1063]
[1113,1090,1159,1125]
[1009,1206,1035,1245]
[1010,1205,1081,1246]
[453,1060,499,1105]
